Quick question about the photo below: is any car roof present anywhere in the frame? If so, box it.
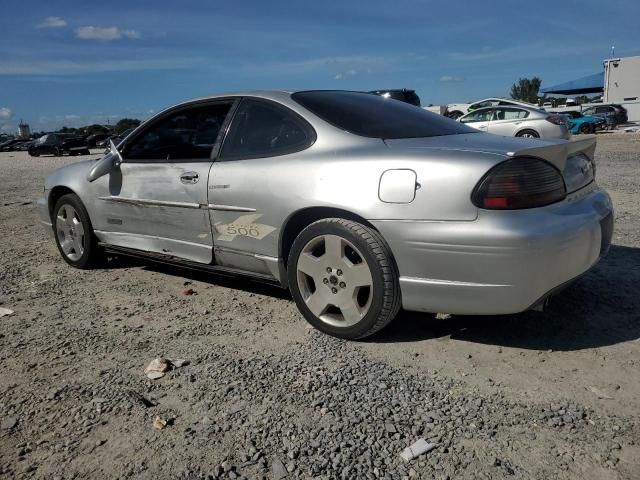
[462,105,544,115]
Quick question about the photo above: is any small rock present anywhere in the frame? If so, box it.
[2,416,18,430]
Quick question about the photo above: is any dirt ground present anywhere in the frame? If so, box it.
[1,134,639,479]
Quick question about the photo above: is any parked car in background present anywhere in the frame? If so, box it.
[99,128,136,152]
[447,98,541,119]
[29,133,90,157]
[86,133,110,148]
[38,90,611,339]
[0,138,23,152]
[562,111,606,134]
[582,104,628,125]
[369,89,421,106]
[458,105,569,139]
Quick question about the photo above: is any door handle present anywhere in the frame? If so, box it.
[180,172,199,184]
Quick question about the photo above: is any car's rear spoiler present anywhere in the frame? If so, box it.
[505,136,596,171]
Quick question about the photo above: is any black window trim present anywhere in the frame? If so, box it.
[120,97,240,164]
[216,96,317,162]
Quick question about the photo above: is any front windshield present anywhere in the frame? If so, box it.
[292,91,477,139]
[37,135,48,144]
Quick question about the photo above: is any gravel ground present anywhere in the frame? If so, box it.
[1,135,639,479]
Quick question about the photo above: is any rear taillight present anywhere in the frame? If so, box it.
[472,157,566,210]
[546,114,565,125]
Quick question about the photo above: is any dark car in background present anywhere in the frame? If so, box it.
[369,88,421,106]
[85,133,110,148]
[583,104,628,125]
[28,133,90,157]
[0,138,23,152]
[99,127,136,151]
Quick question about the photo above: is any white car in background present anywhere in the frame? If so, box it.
[447,97,541,119]
[458,105,570,139]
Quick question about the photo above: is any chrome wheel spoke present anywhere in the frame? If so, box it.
[323,235,343,261]
[348,262,373,288]
[56,215,67,232]
[72,217,84,237]
[297,252,323,278]
[60,237,74,255]
[305,291,328,317]
[338,297,364,325]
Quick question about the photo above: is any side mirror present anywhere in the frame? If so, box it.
[87,140,123,182]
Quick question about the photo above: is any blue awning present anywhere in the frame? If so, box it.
[540,72,604,95]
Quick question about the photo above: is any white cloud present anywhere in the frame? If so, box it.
[0,107,12,119]
[76,26,141,41]
[439,75,463,82]
[1,124,15,132]
[64,114,80,121]
[37,17,67,29]
[334,67,360,80]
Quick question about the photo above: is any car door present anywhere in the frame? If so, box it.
[91,100,235,263]
[488,107,529,136]
[459,108,493,131]
[208,97,316,277]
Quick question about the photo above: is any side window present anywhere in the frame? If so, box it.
[469,101,492,111]
[496,107,529,120]
[220,99,315,160]
[461,109,493,123]
[125,103,231,161]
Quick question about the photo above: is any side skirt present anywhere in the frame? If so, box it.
[101,244,286,288]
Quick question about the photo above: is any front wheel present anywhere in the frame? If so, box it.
[53,194,104,268]
[516,129,539,138]
[287,218,401,339]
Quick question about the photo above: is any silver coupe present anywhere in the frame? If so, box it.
[37,90,613,339]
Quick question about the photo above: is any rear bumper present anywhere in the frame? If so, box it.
[371,185,613,315]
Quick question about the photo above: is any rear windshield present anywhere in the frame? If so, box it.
[292,91,476,139]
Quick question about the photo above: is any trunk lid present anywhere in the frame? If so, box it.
[384,133,597,192]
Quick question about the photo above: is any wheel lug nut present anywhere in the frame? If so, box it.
[336,269,343,276]
[326,267,332,273]
[323,278,329,284]
[331,287,337,294]
[339,282,346,288]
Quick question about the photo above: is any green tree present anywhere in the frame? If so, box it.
[510,77,542,104]
[114,118,141,134]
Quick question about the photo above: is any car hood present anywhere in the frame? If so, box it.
[384,133,596,171]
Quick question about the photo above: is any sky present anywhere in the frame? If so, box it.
[1,0,639,133]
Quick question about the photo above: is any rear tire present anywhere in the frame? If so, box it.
[580,123,594,134]
[516,129,539,138]
[287,218,401,339]
[52,193,104,269]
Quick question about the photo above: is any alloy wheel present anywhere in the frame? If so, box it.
[296,234,373,328]
[56,204,85,261]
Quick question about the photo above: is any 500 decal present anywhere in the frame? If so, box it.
[215,214,276,242]
[225,224,261,237]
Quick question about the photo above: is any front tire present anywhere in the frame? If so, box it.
[53,194,104,269]
[287,218,401,339]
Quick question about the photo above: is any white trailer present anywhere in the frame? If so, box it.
[603,55,640,122]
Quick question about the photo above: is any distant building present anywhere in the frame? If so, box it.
[603,55,640,122]
[18,120,31,139]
